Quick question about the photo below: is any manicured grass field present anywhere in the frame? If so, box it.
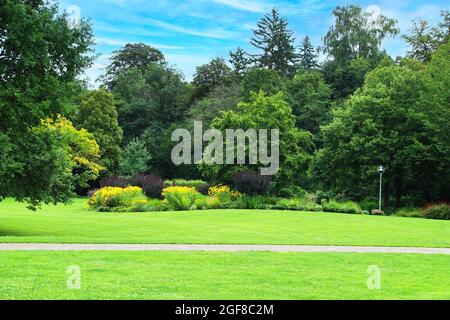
[0,198,449,247]
[0,251,448,299]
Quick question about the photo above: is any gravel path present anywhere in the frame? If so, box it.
[0,243,449,254]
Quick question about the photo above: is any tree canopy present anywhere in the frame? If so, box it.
[251,8,297,76]
[103,43,166,89]
[206,91,314,189]
[1,3,448,208]
[77,90,123,173]
[0,0,94,206]
[314,51,449,206]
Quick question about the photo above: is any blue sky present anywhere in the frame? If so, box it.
[58,0,449,85]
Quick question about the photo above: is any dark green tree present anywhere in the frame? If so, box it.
[298,36,318,70]
[77,89,123,173]
[141,122,199,179]
[103,43,165,89]
[251,8,297,76]
[192,57,233,100]
[287,71,333,142]
[189,82,240,128]
[112,63,191,142]
[0,0,94,207]
[229,47,252,78]
[240,67,285,101]
[314,55,449,207]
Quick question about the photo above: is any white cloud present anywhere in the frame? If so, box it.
[212,0,269,13]
[144,18,240,39]
[366,4,382,23]
[96,37,185,49]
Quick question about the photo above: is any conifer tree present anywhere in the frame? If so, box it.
[298,36,318,70]
[229,47,252,77]
[250,8,297,76]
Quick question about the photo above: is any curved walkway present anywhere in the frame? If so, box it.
[0,243,449,254]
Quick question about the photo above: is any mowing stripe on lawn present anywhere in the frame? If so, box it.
[0,243,449,254]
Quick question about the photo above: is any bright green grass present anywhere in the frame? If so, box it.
[0,198,449,247]
[0,251,448,299]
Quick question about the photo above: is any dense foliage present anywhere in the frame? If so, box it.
[1,1,448,211]
[206,91,314,189]
[77,89,123,173]
[120,137,151,177]
[422,203,450,220]
[0,0,94,207]
[233,171,272,195]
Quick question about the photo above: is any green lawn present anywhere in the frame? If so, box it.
[0,198,449,247]
[0,251,448,299]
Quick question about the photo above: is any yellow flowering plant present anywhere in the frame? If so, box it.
[162,186,198,197]
[88,186,146,209]
[208,185,241,199]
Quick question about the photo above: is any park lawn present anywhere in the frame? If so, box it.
[0,198,449,247]
[0,251,449,299]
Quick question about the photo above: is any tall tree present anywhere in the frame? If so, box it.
[251,8,297,76]
[402,10,449,62]
[77,89,123,173]
[204,91,314,189]
[287,71,333,142]
[112,63,191,142]
[103,43,165,89]
[298,36,318,70]
[321,5,398,99]
[192,57,233,100]
[314,56,449,207]
[0,0,95,207]
[323,5,398,63]
[229,47,252,78]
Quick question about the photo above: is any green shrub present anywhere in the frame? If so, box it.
[275,198,303,209]
[301,203,323,212]
[205,196,221,209]
[360,198,379,211]
[192,196,222,210]
[236,195,268,209]
[144,199,167,211]
[314,190,336,204]
[273,198,322,211]
[208,185,241,207]
[162,186,201,211]
[322,200,361,214]
[422,203,450,220]
[192,196,208,210]
[277,186,307,198]
[164,179,209,191]
[393,207,422,218]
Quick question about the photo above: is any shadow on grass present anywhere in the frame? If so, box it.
[0,229,50,237]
